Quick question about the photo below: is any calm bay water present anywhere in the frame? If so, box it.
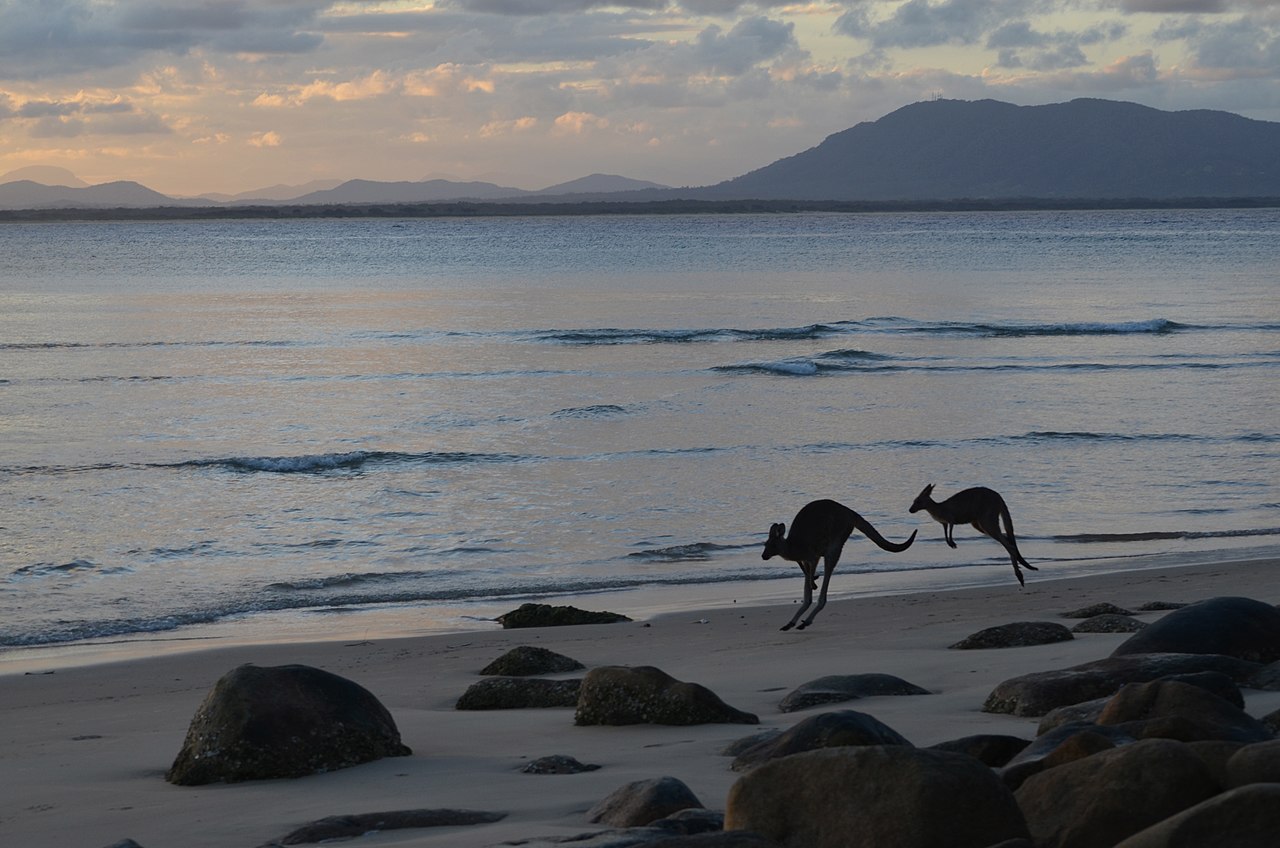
[1,209,1278,653]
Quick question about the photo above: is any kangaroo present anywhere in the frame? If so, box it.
[763,499,917,631]
[909,484,1037,586]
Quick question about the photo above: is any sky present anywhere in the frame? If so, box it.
[0,0,1277,196]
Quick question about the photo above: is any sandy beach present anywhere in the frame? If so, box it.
[4,555,1280,848]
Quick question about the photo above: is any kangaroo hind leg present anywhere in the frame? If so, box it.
[782,560,817,631]
[798,548,841,631]
[975,517,1030,586]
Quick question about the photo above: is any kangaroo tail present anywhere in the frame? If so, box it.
[1000,505,1036,570]
[854,515,917,553]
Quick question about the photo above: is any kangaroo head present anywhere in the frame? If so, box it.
[909,483,934,513]
[761,522,786,560]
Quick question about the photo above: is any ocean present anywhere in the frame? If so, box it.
[2,209,1278,659]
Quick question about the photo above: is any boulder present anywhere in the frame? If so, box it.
[271,809,505,844]
[586,777,703,828]
[1225,740,1280,787]
[1062,602,1135,618]
[1135,601,1187,612]
[1112,783,1280,848]
[480,645,585,676]
[1072,614,1147,633]
[166,664,410,785]
[1188,740,1247,789]
[455,677,581,710]
[1014,739,1219,848]
[1000,722,1136,790]
[983,653,1261,717]
[950,621,1073,650]
[497,604,631,629]
[521,754,601,774]
[575,666,758,726]
[1111,597,1280,663]
[1244,661,1280,691]
[725,746,1029,848]
[927,734,1031,768]
[776,673,929,712]
[1096,679,1272,743]
[730,710,911,772]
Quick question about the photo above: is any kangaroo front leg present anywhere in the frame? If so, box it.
[944,523,957,548]
[797,561,836,630]
[782,561,816,631]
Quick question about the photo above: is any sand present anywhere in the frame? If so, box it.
[4,556,1280,848]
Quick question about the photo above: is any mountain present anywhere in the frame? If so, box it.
[0,180,185,209]
[699,98,1280,201]
[0,166,88,187]
[534,174,669,195]
[277,178,532,205]
[196,179,345,203]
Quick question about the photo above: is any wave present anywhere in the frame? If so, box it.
[528,322,858,345]
[553,404,632,418]
[1054,527,1280,543]
[172,449,527,474]
[0,339,302,351]
[525,317,1206,346]
[627,542,745,562]
[8,559,132,582]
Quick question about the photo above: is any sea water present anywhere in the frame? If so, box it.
[1,209,1277,655]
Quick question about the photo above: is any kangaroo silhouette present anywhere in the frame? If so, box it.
[909,484,1037,586]
[763,499,917,631]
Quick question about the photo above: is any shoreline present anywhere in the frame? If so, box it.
[3,553,1279,847]
[4,544,1278,677]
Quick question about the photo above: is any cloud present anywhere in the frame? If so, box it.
[553,110,610,133]
[987,20,1128,70]
[451,0,666,13]
[249,130,283,147]
[835,0,1050,49]
[694,16,799,75]
[0,0,328,79]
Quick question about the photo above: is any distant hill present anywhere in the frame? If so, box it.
[0,179,185,209]
[197,179,345,203]
[698,98,1280,200]
[278,178,532,205]
[534,173,669,195]
[0,166,88,187]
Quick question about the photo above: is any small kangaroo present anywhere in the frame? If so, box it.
[763,499,917,631]
[909,484,1038,586]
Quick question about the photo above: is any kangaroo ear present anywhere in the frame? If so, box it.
[769,522,786,538]
[923,483,934,495]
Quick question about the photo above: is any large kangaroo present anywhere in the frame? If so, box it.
[763,499,917,631]
[909,484,1037,586]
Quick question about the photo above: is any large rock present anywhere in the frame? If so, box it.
[1096,679,1272,743]
[1000,722,1137,790]
[455,677,581,710]
[480,645,585,676]
[497,603,631,629]
[950,621,1073,650]
[776,673,929,712]
[574,666,758,726]
[587,777,703,828]
[1112,783,1280,848]
[983,653,1261,716]
[1014,739,1219,848]
[725,746,1029,848]
[271,809,505,844]
[928,734,1031,768]
[1072,614,1146,633]
[1062,603,1135,618]
[730,710,911,771]
[166,664,410,785]
[1225,739,1280,787]
[1112,596,1280,663]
